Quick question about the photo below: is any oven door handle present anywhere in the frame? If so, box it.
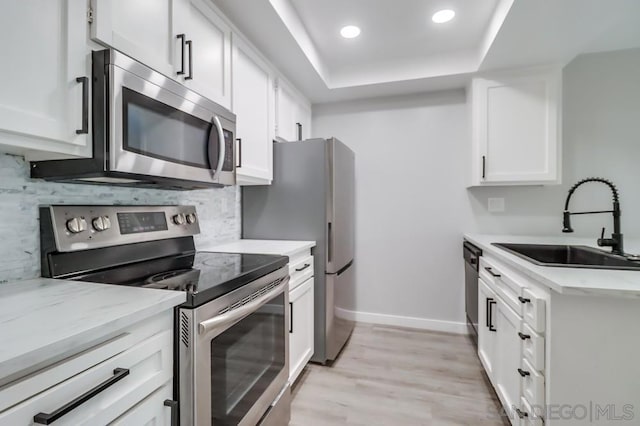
[198,277,289,335]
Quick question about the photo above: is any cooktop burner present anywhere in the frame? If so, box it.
[77,252,288,308]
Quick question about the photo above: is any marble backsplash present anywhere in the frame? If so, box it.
[0,154,241,283]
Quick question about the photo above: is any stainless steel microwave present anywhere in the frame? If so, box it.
[31,49,236,189]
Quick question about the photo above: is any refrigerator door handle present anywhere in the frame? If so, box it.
[328,222,332,262]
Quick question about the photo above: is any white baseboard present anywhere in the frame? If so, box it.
[336,307,468,334]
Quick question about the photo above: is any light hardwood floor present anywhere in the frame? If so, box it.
[290,323,510,426]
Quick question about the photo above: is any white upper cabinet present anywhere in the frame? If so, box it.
[469,68,562,186]
[174,0,232,109]
[232,35,275,185]
[275,78,312,142]
[0,0,91,158]
[91,0,231,109]
[90,0,178,79]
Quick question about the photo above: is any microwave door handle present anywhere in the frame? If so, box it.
[198,277,289,336]
[213,115,225,175]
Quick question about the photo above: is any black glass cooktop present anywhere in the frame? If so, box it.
[76,252,288,308]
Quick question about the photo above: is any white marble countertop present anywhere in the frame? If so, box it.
[200,239,316,257]
[0,278,185,384]
[464,234,640,297]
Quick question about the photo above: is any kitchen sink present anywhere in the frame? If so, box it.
[492,243,640,270]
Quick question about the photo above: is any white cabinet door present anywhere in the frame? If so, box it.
[0,0,91,157]
[495,298,523,421]
[175,0,232,109]
[111,384,174,426]
[232,35,274,185]
[471,68,561,186]
[295,101,312,140]
[289,277,314,383]
[275,78,311,142]
[478,278,498,382]
[90,0,178,79]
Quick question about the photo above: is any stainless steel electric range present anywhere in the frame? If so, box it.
[40,205,291,426]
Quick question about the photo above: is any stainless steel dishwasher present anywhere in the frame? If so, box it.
[463,241,482,346]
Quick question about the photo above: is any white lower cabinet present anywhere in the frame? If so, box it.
[494,299,522,421]
[0,0,91,157]
[289,277,314,383]
[0,312,175,425]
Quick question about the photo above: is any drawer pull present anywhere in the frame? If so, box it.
[33,368,130,424]
[518,296,531,304]
[517,368,531,377]
[164,399,179,426]
[518,332,531,340]
[484,267,501,278]
[515,408,529,419]
[295,263,311,272]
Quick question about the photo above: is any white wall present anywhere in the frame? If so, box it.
[312,47,640,330]
[314,90,472,331]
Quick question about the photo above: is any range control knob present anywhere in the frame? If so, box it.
[186,213,197,224]
[92,216,112,232]
[66,217,88,234]
[173,214,186,225]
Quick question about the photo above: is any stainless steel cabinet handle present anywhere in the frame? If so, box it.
[33,368,129,424]
[198,277,289,335]
[176,34,186,75]
[185,39,193,80]
[75,77,89,135]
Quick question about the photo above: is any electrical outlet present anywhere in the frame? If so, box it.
[488,198,505,213]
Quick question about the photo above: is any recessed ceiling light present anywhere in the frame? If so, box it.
[432,9,455,24]
[340,25,361,39]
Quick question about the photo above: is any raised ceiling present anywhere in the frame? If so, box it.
[213,0,640,103]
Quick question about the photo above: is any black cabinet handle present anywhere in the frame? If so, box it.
[295,263,311,272]
[486,298,496,332]
[236,138,242,168]
[482,155,486,179]
[177,34,186,75]
[518,332,531,340]
[327,222,332,262]
[289,302,293,333]
[185,39,193,80]
[75,77,89,135]
[515,408,529,419]
[164,399,179,426]
[517,368,531,377]
[484,267,501,278]
[34,368,129,424]
[296,122,302,140]
[518,296,531,304]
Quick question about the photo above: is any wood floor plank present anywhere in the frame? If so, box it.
[290,323,509,426]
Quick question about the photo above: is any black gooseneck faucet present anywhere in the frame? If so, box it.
[562,177,624,255]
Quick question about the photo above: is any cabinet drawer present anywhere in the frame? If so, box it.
[480,258,525,315]
[520,358,544,408]
[0,330,172,425]
[0,311,172,412]
[289,255,313,291]
[110,383,173,425]
[521,288,546,333]
[520,323,544,373]
[519,396,544,426]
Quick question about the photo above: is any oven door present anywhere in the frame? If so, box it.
[182,272,289,426]
[108,57,235,185]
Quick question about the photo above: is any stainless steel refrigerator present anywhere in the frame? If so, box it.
[242,137,355,364]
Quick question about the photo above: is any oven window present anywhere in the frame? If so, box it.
[210,293,286,425]
[122,87,217,169]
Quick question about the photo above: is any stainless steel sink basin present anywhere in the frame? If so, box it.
[492,243,640,270]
